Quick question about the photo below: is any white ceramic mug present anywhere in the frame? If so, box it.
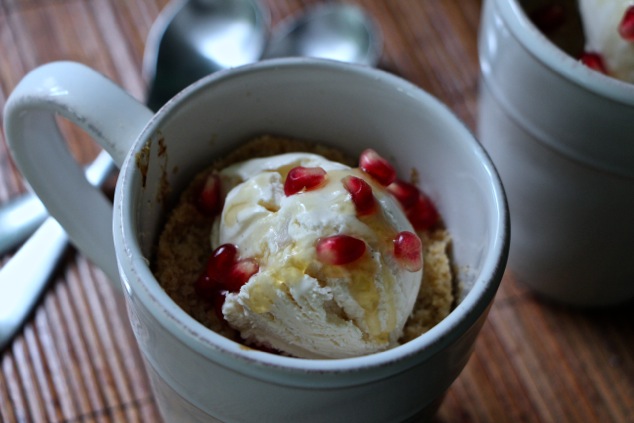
[478,0,634,307]
[5,59,508,422]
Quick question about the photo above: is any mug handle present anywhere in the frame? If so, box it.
[3,61,154,285]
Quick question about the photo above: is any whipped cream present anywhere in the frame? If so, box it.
[212,153,422,359]
[578,0,634,82]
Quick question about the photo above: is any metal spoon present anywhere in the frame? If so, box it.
[0,192,48,255]
[0,0,268,350]
[144,0,269,111]
[0,151,115,350]
[263,3,381,66]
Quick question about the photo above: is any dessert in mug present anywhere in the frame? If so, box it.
[523,0,634,83]
[153,136,455,359]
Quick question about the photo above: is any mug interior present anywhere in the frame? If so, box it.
[117,58,508,376]
[498,0,634,104]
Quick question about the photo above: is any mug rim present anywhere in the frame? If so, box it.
[117,58,509,382]
[495,0,634,105]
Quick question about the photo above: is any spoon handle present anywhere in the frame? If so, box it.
[0,218,67,350]
[0,191,48,256]
[0,150,114,350]
[0,146,120,255]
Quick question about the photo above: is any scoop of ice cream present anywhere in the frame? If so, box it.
[578,0,634,82]
[211,153,423,359]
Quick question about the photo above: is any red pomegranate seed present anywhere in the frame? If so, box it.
[194,273,226,322]
[342,175,376,215]
[194,243,258,319]
[316,235,366,265]
[619,6,634,41]
[530,4,565,32]
[207,243,239,281]
[387,179,420,209]
[194,243,259,319]
[284,166,327,196]
[359,149,396,186]
[393,231,423,272]
[197,173,222,215]
[407,193,439,231]
[225,258,259,292]
[580,52,609,75]
[194,273,217,300]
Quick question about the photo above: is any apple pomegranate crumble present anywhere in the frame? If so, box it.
[152,135,455,356]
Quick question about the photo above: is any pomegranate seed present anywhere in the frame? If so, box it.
[387,179,420,209]
[359,149,396,186]
[342,175,376,215]
[197,173,222,215]
[225,258,259,292]
[284,166,327,196]
[194,273,217,300]
[194,243,257,319]
[207,243,238,281]
[580,52,609,75]
[194,275,225,322]
[393,231,423,272]
[316,235,366,265]
[407,193,439,231]
[619,6,634,41]
[193,243,260,320]
[529,5,565,32]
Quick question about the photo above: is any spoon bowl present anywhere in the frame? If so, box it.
[263,3,381,66]
[144,0,269,110]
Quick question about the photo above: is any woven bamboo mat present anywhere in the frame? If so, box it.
[0,0,632,422]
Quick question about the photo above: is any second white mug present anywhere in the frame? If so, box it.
[478,0,634,307]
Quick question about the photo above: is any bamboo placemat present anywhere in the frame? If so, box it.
[1,0,632,422]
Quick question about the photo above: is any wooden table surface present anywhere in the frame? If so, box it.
[0,0,632,422]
